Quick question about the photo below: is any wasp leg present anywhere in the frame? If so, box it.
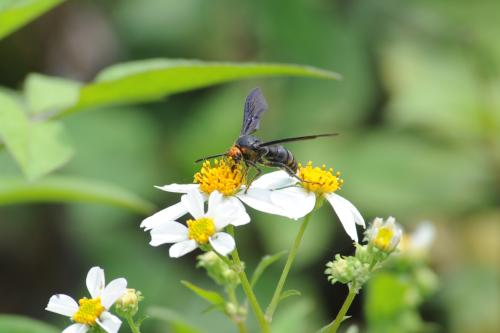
[261,161,303,182]
[243,159,262,193]
[262,161,319,185]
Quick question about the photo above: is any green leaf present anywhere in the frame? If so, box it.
[24,73,81,115]
[181,280,226,310]
[0,176,155,214]
[0,90,73,179]
[317,322,356,333]
[0,314,58,333]
[365,272,410,322]
[147,307,204,333]
[279,289,301,302]
[60,59,341,115]
[0,0,66,40]
[251,250,287,287]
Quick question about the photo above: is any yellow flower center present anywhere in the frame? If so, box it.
[72,297,105,325]
[187,217,216,244]
[194,158,246,196]
[298,161,343,195]
[373,227,394,251]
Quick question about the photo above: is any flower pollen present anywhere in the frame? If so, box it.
[72,297,105,325]
[194,158,245,196]
[188,217,216,244]
[298,161,343,195]
[373,227,394,252]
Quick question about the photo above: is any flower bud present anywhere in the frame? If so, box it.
[367,217,402,253]
[197,251,240,286]
[115,288,143,317]
[325,255,370,289]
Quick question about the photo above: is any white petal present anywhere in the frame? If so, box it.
[150,221,189,246]
[155,183,199,193]
[325,193,359,242]
[329,193,365,227]
[169,239,198,258]
[97,312,122,333]
[209,232,235,256]
[62,323,88,333]
[45,294,78,317]
[251,170,298,189]
[86,267,105,298]
[101,278,127,309]
[206,190,224,217]
[270,187,315,219]
[236,188,290,218]
[411,222,435,251]
[181,190,205,219]
[140,202,188,231]
[210,195,250,228]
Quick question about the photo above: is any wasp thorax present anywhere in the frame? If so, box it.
[227,145,243,161]
[298,161,343,195]
[194,158,246,196]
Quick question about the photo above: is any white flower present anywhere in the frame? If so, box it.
[149,190,247,257]
[141,159,290,231]
[398,221,435,257]
[46,267,127,333]
[254,163,365,242]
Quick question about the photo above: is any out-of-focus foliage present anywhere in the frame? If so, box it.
[0,0,66,40]
[0,314,58,333]
[0,176,154,213]
[0,90,73,180]
[70,59,341,114]
[0,0,499,332]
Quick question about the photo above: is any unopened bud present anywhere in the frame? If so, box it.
[115,288,143,317]
[197,251,240,286]
[325,255,370,290]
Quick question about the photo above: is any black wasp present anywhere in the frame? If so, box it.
[195,88,337,184]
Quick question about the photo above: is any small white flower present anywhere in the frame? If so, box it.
[46,267,127,333]
[368,216,403,253]
[398,221,435,257]
[141,159,291,231]
[254,162,365,242]
[149,190,247,257]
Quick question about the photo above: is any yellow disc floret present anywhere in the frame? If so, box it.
[194,158,245,196]
[298,161,343,195]
[72,297,105,325]
[187,217,216,244]
[373,227,394,252]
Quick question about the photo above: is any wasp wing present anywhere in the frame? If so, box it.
[241,88,268,135]
[258,133,338,147]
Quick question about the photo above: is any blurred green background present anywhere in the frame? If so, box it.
[0,0,499,332]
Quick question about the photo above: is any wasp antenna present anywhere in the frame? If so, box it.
[194,153,227,163]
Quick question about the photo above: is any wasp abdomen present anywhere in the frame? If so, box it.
[264,145,298,173]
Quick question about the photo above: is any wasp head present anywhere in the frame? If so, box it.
[227,145,243,162]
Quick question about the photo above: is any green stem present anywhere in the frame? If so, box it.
[227,286,238,306]
[227,285,249,333]
[237,321,249,333]
[265,213,312,321]
[228,226,270,333]
[325,289,357,333]
[126,314,141,333]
